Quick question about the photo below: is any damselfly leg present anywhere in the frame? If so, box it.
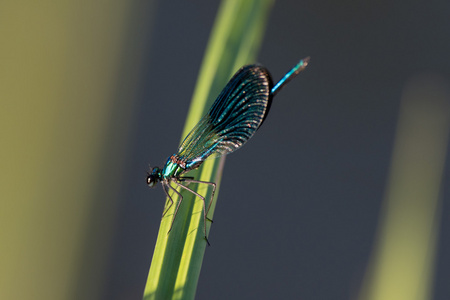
[161,178,217,245]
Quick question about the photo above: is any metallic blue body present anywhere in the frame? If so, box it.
[147,57,310,244]
[161,157,184,178]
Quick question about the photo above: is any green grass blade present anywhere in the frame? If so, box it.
[143,1,274,299]
[358,76,450,300]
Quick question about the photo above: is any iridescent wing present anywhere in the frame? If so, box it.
[175,64,273,170]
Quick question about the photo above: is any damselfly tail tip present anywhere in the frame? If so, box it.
[271,56,311,95]
[297,56,310,70]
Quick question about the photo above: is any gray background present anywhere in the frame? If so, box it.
[100,1,450,299]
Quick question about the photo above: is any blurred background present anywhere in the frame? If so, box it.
[1,1,449,299]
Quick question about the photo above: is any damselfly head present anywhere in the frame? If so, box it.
[146,167,161,188]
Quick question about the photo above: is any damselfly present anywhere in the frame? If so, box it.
[147,57,310,245]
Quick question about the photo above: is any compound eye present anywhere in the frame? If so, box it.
[146,174,157,187]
